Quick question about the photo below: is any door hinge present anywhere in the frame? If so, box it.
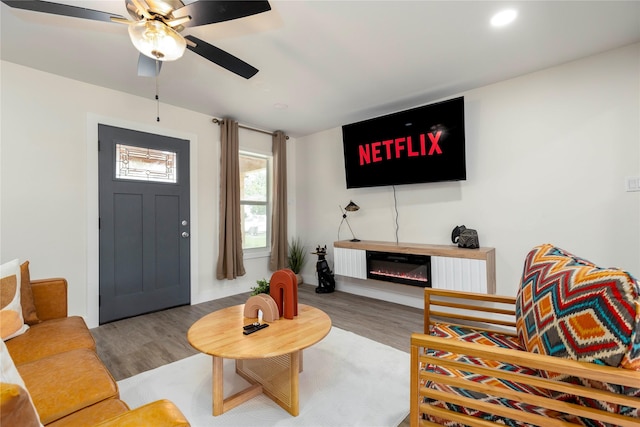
[98,217,101,230]
[99,295,101,307]
[98,140,101,151]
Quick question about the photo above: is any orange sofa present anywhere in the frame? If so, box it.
[2,272,189,426]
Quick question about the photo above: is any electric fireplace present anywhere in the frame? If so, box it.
[366,251,431,288]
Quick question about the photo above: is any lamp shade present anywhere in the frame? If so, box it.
[128,20,186,61]
[344,200,360,212]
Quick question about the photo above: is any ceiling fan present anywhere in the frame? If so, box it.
[1,0,271,78]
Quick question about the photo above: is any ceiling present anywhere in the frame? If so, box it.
[2,1,639,138]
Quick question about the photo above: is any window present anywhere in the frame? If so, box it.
[115,143,177,183]
[239,152,270,251]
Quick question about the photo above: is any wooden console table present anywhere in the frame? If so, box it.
[333,240,496,294]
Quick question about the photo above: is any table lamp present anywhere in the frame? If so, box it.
[339,200,360,242]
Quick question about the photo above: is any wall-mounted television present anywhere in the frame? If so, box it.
[342,97,466,189]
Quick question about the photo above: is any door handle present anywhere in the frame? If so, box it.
[182,232,190,238]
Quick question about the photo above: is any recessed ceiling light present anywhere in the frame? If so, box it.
[273,103,288,110]
[491,9,518,27]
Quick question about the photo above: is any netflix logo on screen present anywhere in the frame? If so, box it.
[357,131,443,165]
[342,97,466,189]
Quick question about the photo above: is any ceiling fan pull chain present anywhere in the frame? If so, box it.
[155,60,160,122]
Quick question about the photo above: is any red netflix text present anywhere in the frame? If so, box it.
[358,131,442,165]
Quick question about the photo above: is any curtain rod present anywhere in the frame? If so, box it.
[212,118,289,140]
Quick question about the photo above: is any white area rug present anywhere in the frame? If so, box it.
[118,327,409,426]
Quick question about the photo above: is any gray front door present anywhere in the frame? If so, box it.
[98,124,190,324]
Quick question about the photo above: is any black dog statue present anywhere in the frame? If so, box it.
[312,245,335,294]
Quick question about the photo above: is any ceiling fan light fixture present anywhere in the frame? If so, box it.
[128,20,186,61]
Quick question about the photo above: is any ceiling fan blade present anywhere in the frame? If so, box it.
[137,54,162,77]
[0,0,124,22]
[174,1,271,28]
[185,35,258,79]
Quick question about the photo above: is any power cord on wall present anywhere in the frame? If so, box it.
[393,185,399,244]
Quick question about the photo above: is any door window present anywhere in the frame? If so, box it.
[115,143,177,183]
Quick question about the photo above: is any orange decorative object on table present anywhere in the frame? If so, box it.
[243,294,279,322]
[269,269,298,319]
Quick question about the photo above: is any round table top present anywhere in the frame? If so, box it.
[187,304,332,359]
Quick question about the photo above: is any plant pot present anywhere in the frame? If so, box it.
[295,273,303,286]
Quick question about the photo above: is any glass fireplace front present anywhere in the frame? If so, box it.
[366,251,431,288]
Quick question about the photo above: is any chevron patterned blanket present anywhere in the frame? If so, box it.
[516,244,640,370]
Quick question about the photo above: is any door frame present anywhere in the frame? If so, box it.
[85,114,199,328]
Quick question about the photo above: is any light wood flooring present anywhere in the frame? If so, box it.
[90,283,422,426]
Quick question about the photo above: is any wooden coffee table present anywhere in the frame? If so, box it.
[187,303,332,416]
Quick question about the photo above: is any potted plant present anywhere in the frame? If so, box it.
[250,278,269,295]
[287,236,307,285]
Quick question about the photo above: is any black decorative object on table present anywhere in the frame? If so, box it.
[451,225,480,249]
[243,322,260,330]
[312,245,335,294]
[243,323,269,335]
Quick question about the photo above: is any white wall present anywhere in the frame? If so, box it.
[295,43,640,306]
[2,43,638,321]
[0,61,296,327]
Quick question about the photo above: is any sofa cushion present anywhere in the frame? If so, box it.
[423,324,561,426]
[94,400,190,427]
[431,323,526,351]
[17,348,119,425]
[515,244,640,424]
[20,261,40,326]
[46,399,129,427]
[1,259,29,340]
[516,244,640,369]
[0,340,42,427]
[30,278,68,321]
[0,383,42,427]
[6,316,96,365]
